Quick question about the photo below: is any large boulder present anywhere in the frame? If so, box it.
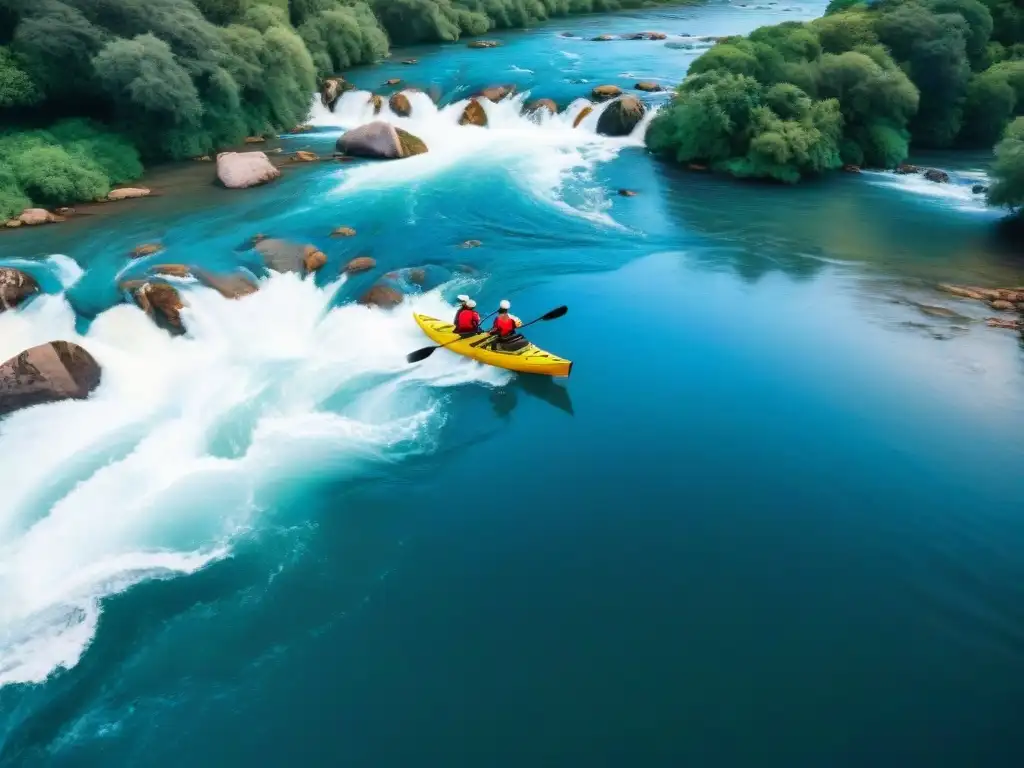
[0,341,102,417]
[924,168,950,184]
[597,96,646,136]
[0,268,40,312]
[592,85,622,101]
[460,99,488,127]
[635,81,663,92]
[321,77,354,111]
[108,187,151,201]
[336,122,428,159]
[123,281,186,334]
[389,92,412,117]
[359,284,403,308]
[216,152,281,189]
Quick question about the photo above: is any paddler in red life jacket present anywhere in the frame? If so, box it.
[453,296,482,335]
[490,300,524,349]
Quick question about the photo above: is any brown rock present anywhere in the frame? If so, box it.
[924,168,950,184]
[460,99,488,127]
[193,269,259,299]
[688,162,709,172]
[618,189,637,197]
[107,187,151,201]
[321,77,354,110]
[149,264,192,279]
[385,78,401,86]
[256,239,313,273]
[896,163,920,174]
[344,256,376,274]
[390,92,412,117]
[596,95,647,136]
[291,124,314,133]
[408,268,427,285]
[573,105,594,128]
[986,317,1020,329]
[303,246,327,272]
[331,226,357,238]
[0,268,40,312]
[368,94,384,114]
[19,208,62,226]
[592,84,622,101]
[244,136,266,144]
[476,85,516,102]
[635,81,663,92]
[359,284,403,308]
[460,240,482,249]
[131,243,164,258]
[843,164,861,173]
[5,219,22,228]
[0,341,102,417]
[396,128,428,157]
[592,34,615,41]
[990,299,1015,311]
[525,98,558,115]
[293,150,318,162]
[336,122,428,159]
[55,207,75,216]
[216,151,281,189]
[468,40,502,48]
[938,284,986,301]
[640,31,667,40]
[128,282,186,333]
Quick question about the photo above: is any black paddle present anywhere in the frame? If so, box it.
[406,305,568,364]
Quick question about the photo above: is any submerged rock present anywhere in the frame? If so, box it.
[385,78,401,86]
[468,40,502,48]
[336,122,428,159]
[408,268,427,285]
[194,269,259,299]
[131,243,163,258]
[359,284,403,308]
[344,256,376,274]
[972,184,988,194]
[924,168,950,183]
[255,239,315,273]
[592,84,622,101]
[525,98,558,116]
[293,150,318,162]
[331,226,357,237]
[618,189,637,197]
[0,341,102,418]
[389,92,412,117]
[402,59,418,65]
[592,34,615,41]
[0,268,39,312]
[597,95,646,136]
[573,105,594,128]
[460,239,482,249]
[460,99,488,127]
[216,151,281,189]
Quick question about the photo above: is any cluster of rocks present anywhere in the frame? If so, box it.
[3,189,153,231]
[937,283,1024,332]
[583,31,668,41]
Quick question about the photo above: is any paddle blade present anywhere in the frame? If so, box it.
[406,345,437,364]
[541,305,568,321]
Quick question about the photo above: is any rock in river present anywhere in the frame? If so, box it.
[525,98,558,115]
[468,40,502,48]
[18,208,63,226]
[592,84,622,101]
[635,81,663,92]
[359,284,403,308]
[123,281,186,334]
[389,92,412,117]
[132,243,164,258]
[303,246,327,272]
[0,341,102,418]
[344,256,376,274]
[321,77,354,110]
[331,226,357,237]
[573,105,593,128]
[336,122,428,159]
[597,96,646,136]
[108,187,151,201]
[924,168,950,184]
[217,151,281,189]
[460,99,488,127]
[0,268,39,312]
[255,239,320,274]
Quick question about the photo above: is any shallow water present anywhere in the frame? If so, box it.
[2,2,1024,766]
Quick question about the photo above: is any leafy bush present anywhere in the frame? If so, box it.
[988,117,1024,208]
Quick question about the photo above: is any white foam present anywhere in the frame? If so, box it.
[313,90,657,228]
[0,274,502,686]
[862,169,993,212]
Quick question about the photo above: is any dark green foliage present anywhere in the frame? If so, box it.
[988,117,1024,207]
[0,46,39,107]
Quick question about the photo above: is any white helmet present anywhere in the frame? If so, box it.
[457,294,470,304]
[465,299,477,308]
[499,299,511,310]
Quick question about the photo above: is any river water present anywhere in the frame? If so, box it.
[1,2,1024,765]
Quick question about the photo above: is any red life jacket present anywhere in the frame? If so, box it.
[493,313,516,336]
[454,308,481,332]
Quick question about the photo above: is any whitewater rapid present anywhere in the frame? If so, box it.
[0,87,654,688]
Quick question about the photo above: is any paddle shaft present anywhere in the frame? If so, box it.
[407,306,566,363]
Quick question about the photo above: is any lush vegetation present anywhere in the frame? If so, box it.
[0,0,682,218]
[647,0,1024,197]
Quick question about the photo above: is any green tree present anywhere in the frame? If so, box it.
[988,117,1024,208]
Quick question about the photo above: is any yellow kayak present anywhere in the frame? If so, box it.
[413,313,573,377]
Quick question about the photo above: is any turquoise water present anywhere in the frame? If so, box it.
[3,2,1024,765]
